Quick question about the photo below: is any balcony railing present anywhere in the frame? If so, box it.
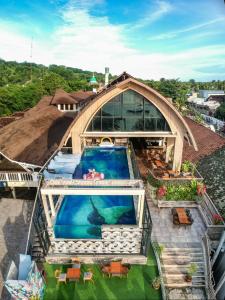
[0,172,39,182]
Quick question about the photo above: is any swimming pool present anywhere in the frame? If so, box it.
[54,195,136,239]
[73,147,130,179]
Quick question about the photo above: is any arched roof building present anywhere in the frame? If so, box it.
[65,72,197,171]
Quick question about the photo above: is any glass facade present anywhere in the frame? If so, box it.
[86,90,170,132]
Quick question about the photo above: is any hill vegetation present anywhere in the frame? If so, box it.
[0,58,224,116]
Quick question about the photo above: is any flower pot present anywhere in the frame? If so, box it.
[185,275,192,282]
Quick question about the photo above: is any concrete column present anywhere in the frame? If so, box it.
[48,194,56,217]
[172,134,183,171]
[139,194,145,228]
[212,230,225,266]
[11,187,16,199]
[42,194,52,227]
[165,137,174,163]
[72,131,82,154]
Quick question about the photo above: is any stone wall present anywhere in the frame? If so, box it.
[48,226,142,255]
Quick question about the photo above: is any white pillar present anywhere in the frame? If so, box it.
[172,135,183,171]
[139,194,145,228]
[48,194,56,217]
[212,230,225,266]
[11,187,16,199]
[42,194,52,227]
[165,137,174,163]
[215,270,225,295]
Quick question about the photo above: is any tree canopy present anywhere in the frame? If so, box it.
[0,58,224,117]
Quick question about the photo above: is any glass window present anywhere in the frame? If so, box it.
[93,117,101,131]
[114,118,125,131]
[102,102,114,116]
[102,117,113,131]
[85,89,170,132]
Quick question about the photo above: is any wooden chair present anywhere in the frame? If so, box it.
[72,258,81,269]
[55,269,67,284]
[83,268,94,283]
[101,265,111,277]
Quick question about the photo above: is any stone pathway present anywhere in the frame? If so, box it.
[147,197,208,300]
[0,197,33,298]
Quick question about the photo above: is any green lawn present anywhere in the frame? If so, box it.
[44,248,162,300]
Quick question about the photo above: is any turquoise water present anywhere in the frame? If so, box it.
[73,147,130,179]
[54,147,134,239]
[54,195,136,239]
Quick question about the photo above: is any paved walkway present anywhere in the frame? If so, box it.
[148,199,207,245]
[147,197,208,300]
[0,197,33,298]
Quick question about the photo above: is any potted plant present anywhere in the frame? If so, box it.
[156,186,167,199]
[185,263,197,282]
[213,214,224,225]
[195,182,206,203]
[181,160,191,176]
[152,276,161,290]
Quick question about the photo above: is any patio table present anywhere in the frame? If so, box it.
[110,262,122,277]
[175,208,191,225]
[67,268,81,282]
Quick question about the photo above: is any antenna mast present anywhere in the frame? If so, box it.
[30,37,33,82]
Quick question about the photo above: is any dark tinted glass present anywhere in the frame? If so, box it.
[86,90,170,132]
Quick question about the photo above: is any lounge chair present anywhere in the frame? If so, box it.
[55,269,67,284]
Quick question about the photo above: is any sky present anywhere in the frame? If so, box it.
[0,0,225,81]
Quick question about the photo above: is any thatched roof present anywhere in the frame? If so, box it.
[183,117,225,162]
[51,89,95,105]
[0,96,74,167]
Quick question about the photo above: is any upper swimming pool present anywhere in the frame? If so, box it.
[73,147,130,179]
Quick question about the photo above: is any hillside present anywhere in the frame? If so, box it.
[0,59,225,116]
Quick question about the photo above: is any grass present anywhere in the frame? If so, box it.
[43,247,162,300]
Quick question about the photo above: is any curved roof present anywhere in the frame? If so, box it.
[62,72,198,150]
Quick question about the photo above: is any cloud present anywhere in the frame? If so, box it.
[148,17,225,40]
[134,0,173,29]
[0,1,225,81]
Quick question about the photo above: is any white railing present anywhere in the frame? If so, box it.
[0,172,39,182]
[202,234,217,300]
[43,179,143,188]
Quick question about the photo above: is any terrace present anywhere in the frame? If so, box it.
[43,247,162,300]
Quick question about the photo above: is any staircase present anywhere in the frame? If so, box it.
[160,243,207,299]
[30,234,46,262]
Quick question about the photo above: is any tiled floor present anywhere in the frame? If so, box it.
[0,197,33,299]
[148,199,207,245]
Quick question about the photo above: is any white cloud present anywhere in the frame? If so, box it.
[0,1,225,81]
[148,17,225,40]
[134,0,173,29]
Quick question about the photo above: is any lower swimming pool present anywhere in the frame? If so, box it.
[54,195,136,239]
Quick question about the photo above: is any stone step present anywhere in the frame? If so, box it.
[162,253,203,260]
[161,258,204,265]
[162,261,204,267]
[163,247,203,252]
[165,282,205,288]
[162,266,205,276]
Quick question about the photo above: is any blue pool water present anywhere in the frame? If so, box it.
[73,147,130,179]
[54,195,136,239]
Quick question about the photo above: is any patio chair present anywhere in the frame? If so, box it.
[188,215,194,224]
[171,208,177,216]
[71,258,81,269]
[55,269,67,284]
[100,265,111,277]
[185,209,191,216]
[173,215,180,225]
[83,268,94,283]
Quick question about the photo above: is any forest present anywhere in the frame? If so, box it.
[0,58,225,117]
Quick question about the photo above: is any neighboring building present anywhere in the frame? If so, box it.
[199,90,225,99]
